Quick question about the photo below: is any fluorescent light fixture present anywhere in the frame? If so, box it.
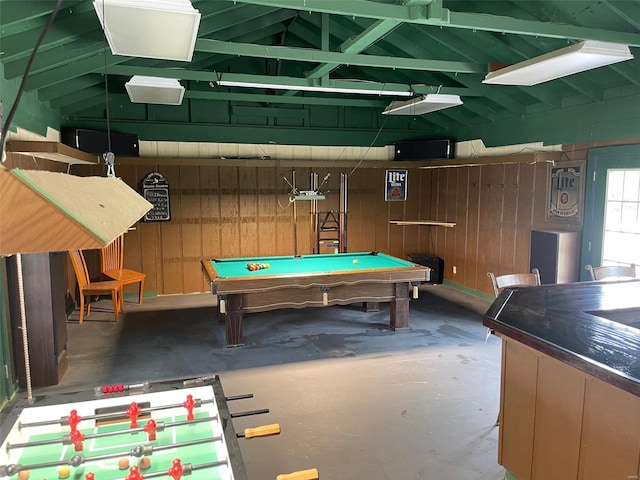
[93,0,200,61]
[125,76,185,105]
[216,80,413,97]
[483,40,633,86]
[382,94,463,115]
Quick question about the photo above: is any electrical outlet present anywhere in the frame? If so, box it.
[453,266,457,274]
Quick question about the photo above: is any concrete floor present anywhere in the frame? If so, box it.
[26,285,505,480]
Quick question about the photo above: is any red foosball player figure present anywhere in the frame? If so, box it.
[168,459,183,480]
[70,429,85,452]
[127,402,141,428]
[68,409,81,434]
[183,395,195,421]
[127,465,143,480]
[143,419,157,441]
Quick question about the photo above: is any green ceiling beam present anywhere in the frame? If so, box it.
[195,38,486,74]
[25,52,124,90]
[221,0,640,46]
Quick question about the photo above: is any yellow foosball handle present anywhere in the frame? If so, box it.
[322,291,328,305]
[219,298,226,314]
[244,423,281,439]
[276,468,319,480]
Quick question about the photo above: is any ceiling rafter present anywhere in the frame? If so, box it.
[219,0,640,46]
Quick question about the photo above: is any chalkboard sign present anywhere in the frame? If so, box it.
[142,172,170,221]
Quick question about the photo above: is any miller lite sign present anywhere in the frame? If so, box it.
[385,169,408,201]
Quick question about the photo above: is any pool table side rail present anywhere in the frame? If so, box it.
[201,261,429,295]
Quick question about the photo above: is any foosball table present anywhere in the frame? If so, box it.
[0,376,317,480]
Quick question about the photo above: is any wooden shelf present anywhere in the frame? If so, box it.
[0,166,152,255]
[6,141,99,165]
[390,220,456,227]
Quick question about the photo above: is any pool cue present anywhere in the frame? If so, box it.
[236,423,280,439]
[8,415,218,450]
[276,468,319,480]
[18,398,214,428]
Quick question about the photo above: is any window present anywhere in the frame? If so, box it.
[602,169,640,267]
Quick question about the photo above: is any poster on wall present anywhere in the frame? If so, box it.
[142,172,171,221]
[385,169,408,201]
[547,161,584,224]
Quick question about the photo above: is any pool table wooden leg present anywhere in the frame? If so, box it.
[225,294,245,348]
[390,282,410,330]
[362,302,380,312]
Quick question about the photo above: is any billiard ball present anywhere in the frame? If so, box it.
[353,259,358,264]
[118,458,130,470]
[58,466,70,479]
[139,457,151,470]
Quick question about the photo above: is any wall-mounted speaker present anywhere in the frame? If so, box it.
[394,139,454,161]
[62,128,139,157]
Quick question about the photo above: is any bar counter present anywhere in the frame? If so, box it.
[483,279,640,480]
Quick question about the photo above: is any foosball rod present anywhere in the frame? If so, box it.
[8,415,218,450]
[18,398,215,429]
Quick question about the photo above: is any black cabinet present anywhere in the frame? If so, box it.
[6,252,68,387]
[530,230,581,285]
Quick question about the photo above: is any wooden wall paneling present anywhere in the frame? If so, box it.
[238,167,259,256]
[117,164,145,296]
[532,160,550,229]
[454,168,469,285]
[354,168,378,252]
[199,166,221,291]
[256,166,277,255]
[180,166,204,293]
[158,165,183,294]
[138,164,161,295]
[442,167,457,280]
[343,168,362,252]
[275,167,294,256]
[515,163,536,274]
[466,167,482,291]
[476,165,503,291]
[219,166,241,258]
[401,168,423,257]
[500,165,520,275]
[531,355,584,480]
[500,340,538,480]
[294,167,313,255]
[372,169,389,253]
[578,377,640,480]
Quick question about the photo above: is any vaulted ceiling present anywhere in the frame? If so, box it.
[2,0,640,149]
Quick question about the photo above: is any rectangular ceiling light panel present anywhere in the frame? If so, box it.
[93,0,200,61]
[483,40,633,86]
[125,76,185,105]
[382,94,463,115]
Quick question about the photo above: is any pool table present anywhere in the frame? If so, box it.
[201,252,431,347]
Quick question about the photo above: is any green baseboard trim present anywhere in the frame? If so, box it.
[442,279,495,302]
[123,290,157,300]
[504,471,518,480]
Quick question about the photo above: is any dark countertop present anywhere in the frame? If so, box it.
[483,279,640,397]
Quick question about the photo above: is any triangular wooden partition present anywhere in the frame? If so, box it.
[0,166,152,255]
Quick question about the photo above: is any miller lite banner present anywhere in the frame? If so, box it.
[547,162,584,224]
[385,169,408,201]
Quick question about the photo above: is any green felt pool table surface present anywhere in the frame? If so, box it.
[208,252,417,278]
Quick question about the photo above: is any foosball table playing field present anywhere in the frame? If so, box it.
[0,376,318,480]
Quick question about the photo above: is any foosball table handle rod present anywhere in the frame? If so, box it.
[237,423,281,439]
[276,468,319,480]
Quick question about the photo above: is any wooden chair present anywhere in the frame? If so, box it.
[487,268,542,297]
[68,249,124,323]
[101,234,146,304]
[585,263,637,281]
